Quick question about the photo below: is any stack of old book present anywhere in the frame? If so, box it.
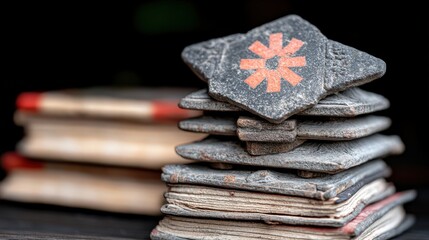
[151,15,416,239]
[0,87,202,215]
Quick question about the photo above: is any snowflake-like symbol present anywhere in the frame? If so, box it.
[240,33,307,93]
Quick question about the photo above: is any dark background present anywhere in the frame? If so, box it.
[2,0,429,237]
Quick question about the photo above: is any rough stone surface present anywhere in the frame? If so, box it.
[179,115,391,143]
[175,134,404,173]
[179,87,390,117]
[296,115,391,140]
[246,140,305,155]
[237,116,296,130]
[161,159,390,200]
[182,15,386,123]
[179,116,237,136]
[237,116,297,142]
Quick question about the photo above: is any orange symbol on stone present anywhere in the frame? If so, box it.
[240,33,307,93]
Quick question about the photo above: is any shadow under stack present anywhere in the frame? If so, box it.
[151,15,416,239]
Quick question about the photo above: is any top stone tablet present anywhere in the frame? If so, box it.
[182,15,386,123]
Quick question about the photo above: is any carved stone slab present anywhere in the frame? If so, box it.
[246,140,306,155]
[162,159,390,200]
[237,116,297,142]
[175,134,404,173]
[179,87,390,117]
[182,15,386,123]
[179,115,391,143]
[241,115,390,142]
[179,116,237,136]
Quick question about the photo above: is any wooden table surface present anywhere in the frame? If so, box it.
[0,200,427,240]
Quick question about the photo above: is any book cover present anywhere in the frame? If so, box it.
[0,153,167,215]
[16,87,200,122]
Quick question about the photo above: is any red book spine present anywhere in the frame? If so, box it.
[16,92,43,112]
[1,152,44,171]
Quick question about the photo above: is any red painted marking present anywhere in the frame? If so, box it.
[280,56,306,67]
[269,33,283,53]
[16,92,43,111]
[1,152,44,171]
[278,67,303,86]
[240,59,266,70]
[152,101,195,121]
[341,192,404,234]
[249,41,275,59]
[244,69,267,89]
[281,38,305,56]
[240,33,306,93]
[265,70,282,92]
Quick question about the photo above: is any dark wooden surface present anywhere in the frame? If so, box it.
[0,199,428,240]
[0,201,160,240]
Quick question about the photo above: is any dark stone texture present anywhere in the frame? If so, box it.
[161,160,390,200]
[179,88,390,117]
[182,15,386,123]
[179,115,391,142]
[296,115,391,140]
[175,134,404,173]
[237,116,296,130]
[179,116,237,136]
[246,140,305,155]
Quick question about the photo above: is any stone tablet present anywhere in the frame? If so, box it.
[179,115,391,142]
[238,115,391,142]
[182,15,386,123]
[179,116,237,136]
[246,140,305,155]
[179,87,390,117]
[162,160,390,200]
[175,134,404,173]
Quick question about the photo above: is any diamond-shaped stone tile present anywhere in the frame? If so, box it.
[182,15,386,123]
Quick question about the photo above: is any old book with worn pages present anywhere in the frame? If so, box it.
[151,191,416,240]
[0,153,166,215]
[15,111,205,169]
[162,178,394,226]
[17,87,200,122]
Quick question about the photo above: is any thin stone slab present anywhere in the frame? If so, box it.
[237,116,296,130]
[179,116,237,136]
[175,134,404,173]
[237,116,297,142]
[161,179,394,227]
[239,115,391,142]
[151,191,416,239]
[179,115,391,142]
[296,115,391,141]
[182,15,386,123]
[162,159,390,200]
[179,87,390,117]
[246,140,306,155]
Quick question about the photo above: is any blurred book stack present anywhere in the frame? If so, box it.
[0,87,203,215]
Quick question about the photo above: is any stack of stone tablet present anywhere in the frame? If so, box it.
[151,15,415,240]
